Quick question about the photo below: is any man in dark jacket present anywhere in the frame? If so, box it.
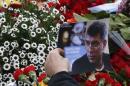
[72,21,113,74]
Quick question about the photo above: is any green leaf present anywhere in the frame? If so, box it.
[120,28,130,40]
[94,11,110,18]
[83,14,96,20]
[108,71,117,79]
[73,13,89,22]
[43,77,50,84]
[98,78,105,86]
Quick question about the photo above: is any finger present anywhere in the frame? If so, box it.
[56,48,64,57]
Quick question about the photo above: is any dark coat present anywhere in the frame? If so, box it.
[48,71,79,86]
[71,54,113,74]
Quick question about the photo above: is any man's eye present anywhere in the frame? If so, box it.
[92,41,100,46]
[85,41,90,45]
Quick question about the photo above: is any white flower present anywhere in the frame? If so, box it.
[0,46,5,52]
[12,27,18,32]
[21,24,28,29]
[28,26,34,31]
[51,42,57,48]
[23,43,30,50]
[38,51,45,58]
[0,81,6,86]
[3,63,11,71]
[47,46,54,52]
[43,2,49,9]
[24,83,30,86]
[32,59,38,64]
[60,15,65,21]
[0,18,6,23]
[53,8,59,15]
[12,54,19,61]
[5,47,9,51]
[27,53,33,58]
[13,63,19,69]
[31,42,37,48]
[30,17,36,24]
[39,58,45,64]
[21,59,28,66]
[4,41,10,47]
[60,6,64,11]
[11,33,16,37]
[14,9,20,13]
[36,28,42,34]
[11,42,17,48]
[43,18,48,21]
[30,32,36,37]
[37,45,44,52]
[15,42,19,47]
[3,74,8,79]
[1,28,7,33]
[33,53,38,58]
[8,73,13,78]
[31,1,37,5]
[3,57,9,63]
[18,81,23,86]
[39,44,46,48]
[22,18,28,22]
[2,2,8,8]
[20,52,26,58]
[0,52,3,57]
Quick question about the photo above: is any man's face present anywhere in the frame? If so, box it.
[85,34,106,63]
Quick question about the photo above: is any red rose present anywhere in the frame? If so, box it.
[23,65,35,75]
[47,2,55,8]
[13,69,23,80]
[95,0,106,5]
[38,72,47,82]
[124,66,130,78]
[111,54,127,73]
[11,13,19,17]
[59,0,71,6]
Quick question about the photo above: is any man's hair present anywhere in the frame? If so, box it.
[86,21,107,39]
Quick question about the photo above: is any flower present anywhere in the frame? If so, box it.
[13,69,23,80]
[85,72,121,86]
[38,72,47,82]
[23,65,35,75]
[13,69,31,84]
[54,0,108,20]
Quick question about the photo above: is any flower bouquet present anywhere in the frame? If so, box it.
[0,0,64,85]
[13,65,49,86]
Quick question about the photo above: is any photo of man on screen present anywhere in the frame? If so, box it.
[72,21,113,74]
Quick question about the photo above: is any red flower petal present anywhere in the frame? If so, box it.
[13,69,23,80]
[23,65,35,75]
[38,72,47,82]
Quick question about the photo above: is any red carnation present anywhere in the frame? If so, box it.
[10,2,22,9]
[13,69,23,80]
[23,65,35,75]
[38,72,47,82]
[124,66,130,78]
[47,2,55,8]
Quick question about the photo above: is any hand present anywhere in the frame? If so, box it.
[45,48,69,76]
